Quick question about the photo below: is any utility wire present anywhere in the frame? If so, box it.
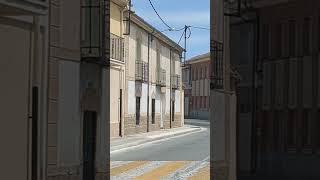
[178,31,185,45]
[189,26,210,30]
[147,0,173,30]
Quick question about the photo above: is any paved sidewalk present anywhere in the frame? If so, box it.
[185,119,210,126]
[110,125,203,153]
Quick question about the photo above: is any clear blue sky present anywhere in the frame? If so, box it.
[131,0,210,60]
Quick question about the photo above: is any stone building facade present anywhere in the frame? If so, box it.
[183,53,210,120]
[124,13,184,136]
[229,0,320,179]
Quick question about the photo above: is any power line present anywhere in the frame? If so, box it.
[147,0,173,30]
[178,31,185,45]
[189,26,210,30]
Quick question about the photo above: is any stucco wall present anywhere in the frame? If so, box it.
[110,68,121,123]
[57,60,81,166]
[0,21,31,180]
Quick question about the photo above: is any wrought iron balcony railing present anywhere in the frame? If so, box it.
[0,0,48,15]
[211,40,224,89]
[156,68,166,86]
[171,74,181,89]
[135,60,148,82]
[110,33,124,62]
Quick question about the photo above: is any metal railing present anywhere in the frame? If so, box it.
[135,61,148,82]
[171,74,181,89]
[110,33,124,62]
[156,68,166,86]
[211,40,224,89]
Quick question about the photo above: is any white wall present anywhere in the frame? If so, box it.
[0,22,31,180]
[175,90,181,113]
[127,22,183,117]
[127,80,135,114]
[57,61,81,166]
[110,68,120,123]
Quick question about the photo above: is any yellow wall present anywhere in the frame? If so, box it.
[110,2,122,37]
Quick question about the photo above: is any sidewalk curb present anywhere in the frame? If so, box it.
[110,127,203,153]
[185,121,210,127]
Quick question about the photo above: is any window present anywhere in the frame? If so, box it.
[273,111,280,150]
[204,68,207,79]
[303,17,311,55]
[136,97,141,125]
[262,24,269,58]
[289,20,296,57]
[318,14,320,51]
[152,99,155,124]
[81,0,102,57]
[276,23,282,57]
[317,110,320,148]
[193,68,196,80]
[136,32,142,61]
[203,96,205,109]
[287,110,296,148]
[302,109,311,147]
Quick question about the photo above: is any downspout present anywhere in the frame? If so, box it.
[120,5,126,137]
[32,15,40,180]
[147,33,150,132]
[169,48,172,128]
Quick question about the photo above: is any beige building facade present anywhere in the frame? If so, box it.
[109,0,128,138]
[0,0,123,179]
[123,13,184,135]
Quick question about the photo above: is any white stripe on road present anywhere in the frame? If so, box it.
[111,161,133,168]
[161,156,210,180]
[111,161,167,180]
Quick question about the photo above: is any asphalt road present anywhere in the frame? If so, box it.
[111,122,210,161]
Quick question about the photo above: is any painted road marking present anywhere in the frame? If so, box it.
[134,161,190,180]
[111,161,167,180]
[110,161,148,176]
[110,161,210,179]
[188,165,210,180]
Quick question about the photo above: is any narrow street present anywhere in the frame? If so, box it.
[110,120,210,179]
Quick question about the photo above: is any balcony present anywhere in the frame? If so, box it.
[171,74,181,89]
[110,33,124,62]
[156,68,166,87]
[211,40,224,89]
[135,61,148,82]
[0,0,48,15]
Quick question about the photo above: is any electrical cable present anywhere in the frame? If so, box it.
[178,31,185,45]
[189,26,210,30]
[147,0,173,30]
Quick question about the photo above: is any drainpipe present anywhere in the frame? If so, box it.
[169,48,172,129]
[32,15,40,180]
[147,33,150,132]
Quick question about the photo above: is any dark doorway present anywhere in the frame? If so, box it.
[172,101,175,121]
[32,86,38,180]
[152,99,155,124]
[136,97,141,125]
[83,111,97,180]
